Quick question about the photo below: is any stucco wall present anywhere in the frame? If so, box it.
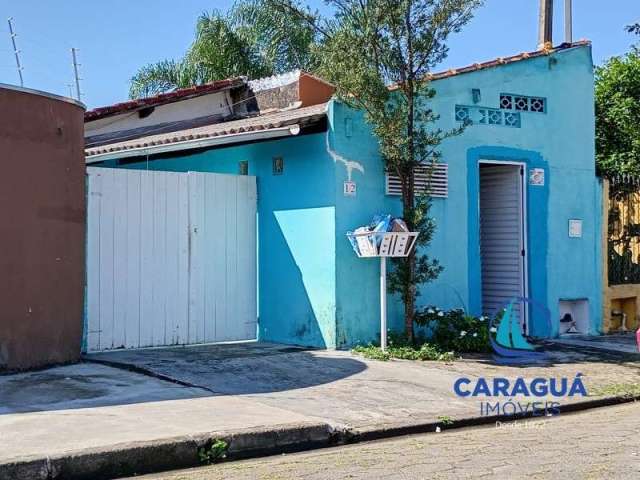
[0,86,85,370]
[105,133,338,348]
[330,44,601,345]
[100,45,600,349]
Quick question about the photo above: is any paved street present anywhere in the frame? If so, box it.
[136,402,640,480]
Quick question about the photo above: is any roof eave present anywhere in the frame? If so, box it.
[85,124,301,164]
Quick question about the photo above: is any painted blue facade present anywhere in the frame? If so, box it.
[98,43,601,348]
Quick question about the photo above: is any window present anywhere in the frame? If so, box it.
[385,163,448,198]
[500,94,546,113]
[455,105,521,128]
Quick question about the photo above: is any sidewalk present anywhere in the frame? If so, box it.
[1,343,638,479]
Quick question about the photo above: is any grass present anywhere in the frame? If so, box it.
[352,342,456,362]
[591,383,640,398]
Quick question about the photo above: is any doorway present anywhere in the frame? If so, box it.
[479,162,528,334]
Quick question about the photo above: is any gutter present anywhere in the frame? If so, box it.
[85,124,301,164]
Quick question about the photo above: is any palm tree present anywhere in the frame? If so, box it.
[129,1,318,99]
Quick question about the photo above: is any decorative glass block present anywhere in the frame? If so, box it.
[530,97,545,113]
[500,95,513,110]
[514,96,529,111]
[504,112,521,128]
[455,106,470,123]
[455,105,520,128]
[488,109,502,125]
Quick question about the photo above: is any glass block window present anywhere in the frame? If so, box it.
[500,95,513,110]
[488,110,502,125]
[504,112,521,128]
[455,106,471,123]
[455,105,520,128]
[500,94,546,113]
[514,96,529,111]
[530,97,545,113]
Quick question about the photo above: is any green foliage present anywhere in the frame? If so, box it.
[268,0,482,340]
[591,382,640,398]
[388,195,443,307]
[626,23,640,36]
[352,332,456,362]
[198,439,228,464]
[129,1,317,98]
[437,415,454,425]
[415,307,491,353]
[595,24,640,177]
[595,49,640,177]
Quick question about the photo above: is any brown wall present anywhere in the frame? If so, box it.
[0,86,85,371]
[299,73,335,107]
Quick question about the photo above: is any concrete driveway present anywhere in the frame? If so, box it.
[2,341,639,477]
[85,341,640,429]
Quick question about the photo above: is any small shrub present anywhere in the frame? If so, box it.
[352,338,455,362]
[198,439,228,464]
[352,344,391,361]
[415,307,491,353]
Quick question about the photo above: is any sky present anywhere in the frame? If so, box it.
[1,1,638,109]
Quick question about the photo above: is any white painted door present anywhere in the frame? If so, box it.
[479,163,527,332]
[86,167,257,352]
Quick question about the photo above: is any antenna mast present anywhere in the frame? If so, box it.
[7,18,24,87]
[71,47,82,101]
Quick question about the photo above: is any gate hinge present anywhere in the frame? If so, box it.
[521,249,525,257]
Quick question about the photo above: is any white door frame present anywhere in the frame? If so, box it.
[478,160,529,334]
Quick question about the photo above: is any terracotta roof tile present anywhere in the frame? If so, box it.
[84,77,246,122]
[427,40,590,81]
[85,103,328,158]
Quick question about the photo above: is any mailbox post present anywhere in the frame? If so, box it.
[346,231,419,350]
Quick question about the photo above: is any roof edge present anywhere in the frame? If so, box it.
[389,40,591,89]
[0,82,86,109]
[85,77,246,122]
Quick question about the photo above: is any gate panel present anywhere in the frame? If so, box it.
[86,168,256,351]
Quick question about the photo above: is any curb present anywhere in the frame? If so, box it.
[0,422,341,480]
[1,394,638,480]
[349,394,640,443]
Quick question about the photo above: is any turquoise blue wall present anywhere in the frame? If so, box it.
[98,134,338,348]
[330,44,601,344]
[99,44,601,348]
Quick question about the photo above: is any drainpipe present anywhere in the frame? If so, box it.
[538,0,554,50]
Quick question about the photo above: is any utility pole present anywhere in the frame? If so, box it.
[7,18,24,87]
[537,0,554,50]
[564,0,573,44]
[71,47,81,101]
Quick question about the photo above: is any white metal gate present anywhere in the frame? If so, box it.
[86,167,257,352]
[479,162,527,332]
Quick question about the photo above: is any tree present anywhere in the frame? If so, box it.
[626,23,640,36]
[596,25,640,177]
[269,0,481,341]
[129,1,318,98]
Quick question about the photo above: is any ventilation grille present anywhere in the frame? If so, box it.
[385,163,448,198]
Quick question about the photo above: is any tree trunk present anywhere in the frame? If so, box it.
[403,191,416,342]
[402,1,417,343]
